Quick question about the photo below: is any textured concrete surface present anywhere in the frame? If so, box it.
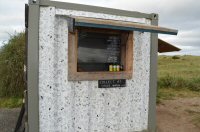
[0,108,20,132]
[39,7,151,132]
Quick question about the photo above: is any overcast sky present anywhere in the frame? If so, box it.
[0,0,200,55]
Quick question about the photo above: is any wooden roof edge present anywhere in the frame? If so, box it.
[73,16,178,35]
[158,38,181,53]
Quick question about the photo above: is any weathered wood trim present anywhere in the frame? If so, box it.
[74,17,178,35]
[68,28,133,81]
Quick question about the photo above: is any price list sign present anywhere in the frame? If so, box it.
[106,36,121,63]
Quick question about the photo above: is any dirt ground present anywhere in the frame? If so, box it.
[0,108,20,132]
[157,97,200,132]
[0,98,200,132]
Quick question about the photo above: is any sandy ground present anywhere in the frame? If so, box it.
[0,98,199,132]
[157,97,200,132]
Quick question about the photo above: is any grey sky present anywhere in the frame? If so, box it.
[0,0,200,55]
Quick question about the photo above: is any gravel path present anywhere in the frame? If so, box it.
[0,108,20,132]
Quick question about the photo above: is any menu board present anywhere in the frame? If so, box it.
[78,31,121,64]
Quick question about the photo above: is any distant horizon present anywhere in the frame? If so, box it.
[159,54,200,56]
[1,29,199,56]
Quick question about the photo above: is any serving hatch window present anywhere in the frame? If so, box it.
[77,30,123,72]
[68,27,133,81]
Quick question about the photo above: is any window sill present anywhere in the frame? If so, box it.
[68,71,132,81]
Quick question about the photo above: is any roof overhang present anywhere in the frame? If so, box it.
[72,17,180,52]
[158,39,181,53]
[73,17,180,52]
[63,16,180,53]
[74,17,178,35]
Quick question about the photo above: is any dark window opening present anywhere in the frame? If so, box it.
[77,29,128,72]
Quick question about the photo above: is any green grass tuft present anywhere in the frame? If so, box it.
[157,55,200,103]
[0,97,23,108]
[0,32,25,98]
[172,55,180,59]
[158,75,200,92]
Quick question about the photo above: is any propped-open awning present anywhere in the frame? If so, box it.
[74,17,178,35]
[71,17,180,52]
[158,39,181,53]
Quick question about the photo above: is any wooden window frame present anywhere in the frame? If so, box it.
[68,27,133,81]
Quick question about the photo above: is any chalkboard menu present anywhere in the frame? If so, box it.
[77,31,121,72]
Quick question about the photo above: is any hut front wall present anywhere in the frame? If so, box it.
[39,7,151,132]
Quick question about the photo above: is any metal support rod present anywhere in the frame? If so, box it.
[148,14,158,132]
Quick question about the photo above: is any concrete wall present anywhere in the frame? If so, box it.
[39,7,151,132]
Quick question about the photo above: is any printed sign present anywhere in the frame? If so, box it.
[98,79,126,88]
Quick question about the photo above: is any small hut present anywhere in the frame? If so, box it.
[25,0,179,131]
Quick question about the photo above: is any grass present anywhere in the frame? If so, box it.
[0,97,23,108]
[0,32,25,98]
[157,55,200,103]
[0,32,24,108]
[158,55,200,80]
[158,55,200,127]
[157,88,200,104]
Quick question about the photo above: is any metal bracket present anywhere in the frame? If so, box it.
[25,4,29,28]
[29,0,40,5]
[150,13,159,20]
